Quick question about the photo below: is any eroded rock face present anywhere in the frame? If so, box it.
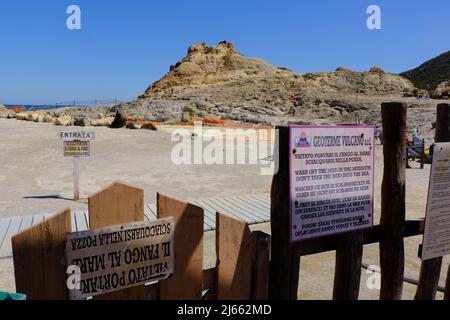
[432,80,450,99]
[126,41,416,124]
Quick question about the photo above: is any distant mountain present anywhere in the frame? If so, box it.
[401,51,450,91]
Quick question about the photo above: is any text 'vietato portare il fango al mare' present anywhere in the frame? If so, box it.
[66,218,174,300]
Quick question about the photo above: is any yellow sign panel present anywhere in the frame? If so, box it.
[64,140,90,157]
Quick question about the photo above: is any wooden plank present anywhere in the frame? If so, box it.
[148,204,158,219]
[144,205,152,221]
[0,218,11,251]
[249,194,271,208]
[238,194,271,213]
[88,181,153,300]
[297,219,424,256]
[20,215,34,232]
[333,231,364,300]
[251,231,270,300]
[188,199,218,229]
[416,103,450,300]
[213,197,261,222]
[32,214,45,225]
[207,197,257,224]
[89,182,144,229]
[225,196,268,220]
[189,200,216,225]
[158,193,204,300]
[0,217,23,258]
[74,211,88,231]
[216,212,252,300]
[269,126,301,300]
[12,209,71,300]
[380,102,407,300]
[244,194,271,210]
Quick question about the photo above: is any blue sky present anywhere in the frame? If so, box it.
[0,0,448,104]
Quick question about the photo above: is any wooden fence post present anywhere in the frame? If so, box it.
[12,209,72,300]
[216,213,252,300]
[380,102,407,300]
[415,103,450,300]
[333,231,364,300]
[157,193,204,300]
[251,231,270,300]
[268,126,301,300]
[88,181,156,300]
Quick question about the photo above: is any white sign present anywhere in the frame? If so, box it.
[289,125,375,242]
[58,131,96,141]
[421,143,450,260]
[66,218,174,300]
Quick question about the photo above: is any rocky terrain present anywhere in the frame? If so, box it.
[3,42,449,143]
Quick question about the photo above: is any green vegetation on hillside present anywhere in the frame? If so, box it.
[401,51,450,90]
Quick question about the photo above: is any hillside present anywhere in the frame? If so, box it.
[118,41,415,125]
[401,50,450,91]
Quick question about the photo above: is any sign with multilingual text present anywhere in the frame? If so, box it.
[289,125,375,242]
[421,142,450,260]
[66,218,174,300]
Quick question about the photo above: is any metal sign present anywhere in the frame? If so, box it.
[289,125,375,242]
[64,140,90,158]
[66,218,175,300]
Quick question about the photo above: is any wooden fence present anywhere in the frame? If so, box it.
[10,102,450,300]
[11,182,270,300]
[269,102,450,300]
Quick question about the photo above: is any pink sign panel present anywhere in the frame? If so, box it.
[289,125,375,242]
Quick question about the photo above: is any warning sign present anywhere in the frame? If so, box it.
[66,218,174,300]
[64,140,90,157]
[289,125,375,242]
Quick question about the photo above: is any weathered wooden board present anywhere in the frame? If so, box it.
[88,181,153,300]
[89,182,144,229]
[216,212,252,300]
[157,193,204,300]
[12,209,71,300]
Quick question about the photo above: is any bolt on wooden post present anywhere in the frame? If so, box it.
[379,102,407,300]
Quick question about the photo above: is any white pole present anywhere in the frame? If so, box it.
[73,157,80,200]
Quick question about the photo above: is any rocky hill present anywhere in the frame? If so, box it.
[401,50,450,91]
[116,41,415,125]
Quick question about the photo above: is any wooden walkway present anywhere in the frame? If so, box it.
[0,193,270,259]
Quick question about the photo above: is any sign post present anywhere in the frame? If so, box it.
[58,131,95,200]
[73,157,80,200]
[289,125,375,242]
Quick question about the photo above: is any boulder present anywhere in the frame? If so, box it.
[0,105,15,119]
[141,122,157,130]
[42,114,55,123]
[110,110,126,128]
[16,112,30,121]
[432,80,450,99]
[54,116,73,126]
[74,115,90,127]
[91,117,114,127]
[126,122,142,129]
